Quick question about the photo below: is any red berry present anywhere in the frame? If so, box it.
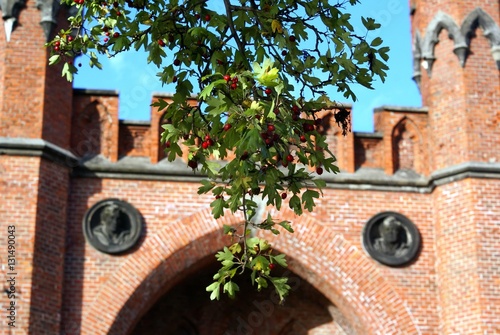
[267,124,275,132]
[103,26,109,32]
[265,138,273,146]
[54,41,61,47]
[223,74,231,82]
[316,167,324,175]
[116,11,122,16]
[223,123,232,131]
[113,32,120,38]
[54,46,60,51]
[172,76,177,83]
[230,82,237,90]
[281,50,287,56]
[289,35,296,42]
[165,141,171,148]
[207,138,214,146]
[67,36,73,42]
[281,192,287,199]
[292,105,300,113]
[188,159,197,169]
[265,87,272,95]
[286,154,293,162]
[300,135,306,143]
[303,123,314,132]
[104,37,109,42]
[231,76,238,83]
[205,14,211,21]
[202,141,209,149]
[105,32,110,36]
[174,59,181,66]
[274,108,280,115]
[195,13,201,20]
[158,39,165,47]
[269,263,276,270]
[205,134,211,141]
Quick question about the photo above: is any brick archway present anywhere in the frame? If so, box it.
[80,208,419,335]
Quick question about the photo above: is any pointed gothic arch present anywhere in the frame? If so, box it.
[391,117,424,174]
[79,207,421,335]
[461,7,500,47]
[422,11,468,73]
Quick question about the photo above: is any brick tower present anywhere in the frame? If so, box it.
[411,0,500,333]
[0,0,499,334]
[0,0,73,334]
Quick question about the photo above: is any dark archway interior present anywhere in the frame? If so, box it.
[131,261,356,335]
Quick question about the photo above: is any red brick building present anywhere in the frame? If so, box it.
[0,0,499,334]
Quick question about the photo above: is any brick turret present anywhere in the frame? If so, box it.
[411,1,500,333]
[0,2,73,334]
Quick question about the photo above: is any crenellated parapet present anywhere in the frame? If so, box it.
[69,90,431,182]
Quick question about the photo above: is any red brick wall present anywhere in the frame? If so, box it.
[1,1,499,335]
[433,179,500,334]
[58,177,436,334]
[0,5,73,149]
[0,156,70,335]
[0,156,41,334]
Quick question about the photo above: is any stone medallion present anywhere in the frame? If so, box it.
[362,212,421,266]
[83,198,142,254]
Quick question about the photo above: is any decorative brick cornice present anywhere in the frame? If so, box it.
[2,137,499,192]
[0,137,78,167]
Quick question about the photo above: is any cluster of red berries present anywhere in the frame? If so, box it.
[73,0,84,4]
[260,124,279,147]
[223,74,238,90]
[194,13,212,22]
[201,134,215,149]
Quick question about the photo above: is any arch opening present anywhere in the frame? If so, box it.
[130,258,357,335]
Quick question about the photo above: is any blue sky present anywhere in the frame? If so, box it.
[73,0,421,132]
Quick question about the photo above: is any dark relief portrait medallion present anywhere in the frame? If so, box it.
[362,212,421,266]
[83,198,142,254]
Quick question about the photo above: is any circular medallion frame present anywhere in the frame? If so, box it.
[83,198,142,254]
[362,211,421,266]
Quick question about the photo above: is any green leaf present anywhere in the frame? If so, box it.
[255,276,268,290]
[211,198,225,219]
[206,282,221,300]
[49,54,60,65]
[270,277,290,303]
[278,221,294,233]
[302,190,320,212]
[216,247,234,261]
[271,254,288,268]
[371,37,383,47]
[198,180,216,194]
[223,281,240,298]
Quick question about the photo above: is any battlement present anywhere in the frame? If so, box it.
[71,89,430,178]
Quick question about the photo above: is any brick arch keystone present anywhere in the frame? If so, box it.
[81,207,420,335]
